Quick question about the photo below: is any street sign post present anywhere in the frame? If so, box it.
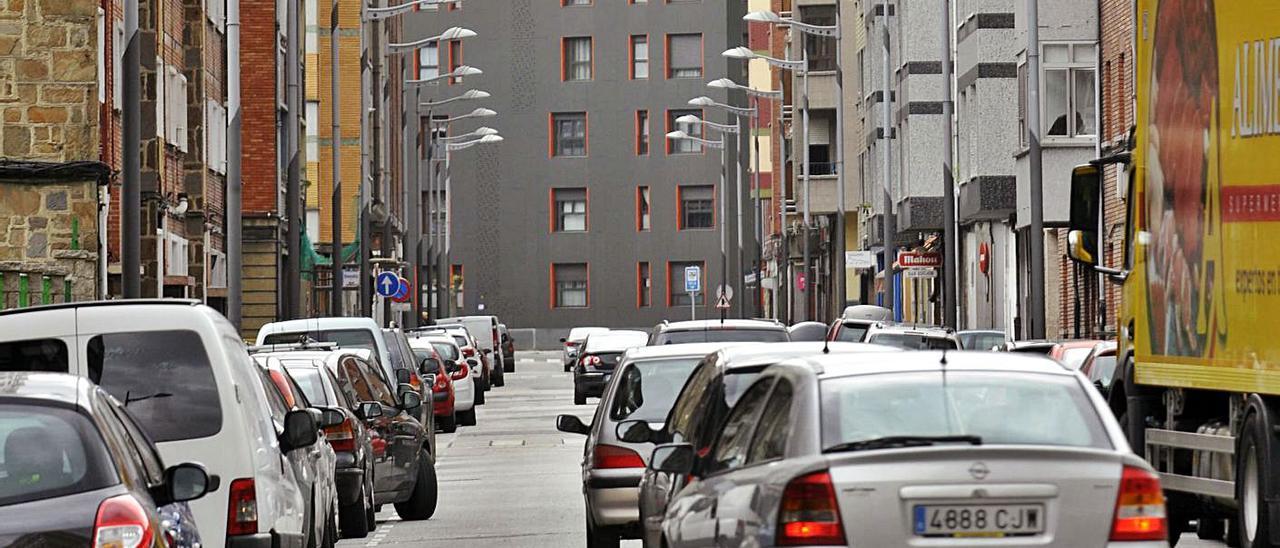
[685,266,701,321]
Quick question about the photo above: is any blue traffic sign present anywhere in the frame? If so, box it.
[375,272,400,297]
[684,266,702,293]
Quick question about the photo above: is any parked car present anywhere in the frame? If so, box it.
[1000,339,1060,354]
[556,343,735,547]
[0,300,320,546]
[654,351,1166,547]
[413,325,489,404]
[649,319,791,345]
[863,322,960,350]
[563,327,610,371]
[436,316,506,386]
[408,342,458,433]
[957,329,1008,351]
[787,321,829,341]
[253,356,341,548]
[383,328,440,432]
[634,341,899,548]
[409,335,476,428]
[498,323,516,373]
[572,330,650,405]
[0,372,212,546]
[1079,341,1119,397]
[1050,339,1106,370]
[827,304,895,342]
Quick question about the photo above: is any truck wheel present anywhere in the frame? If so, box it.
[394,450,438,521]
[1237,411,1276,548]
[1199,518,1227,541]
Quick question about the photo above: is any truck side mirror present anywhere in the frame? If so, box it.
[1067,164,1101,266]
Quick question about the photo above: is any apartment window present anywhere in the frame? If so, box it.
[637,262,652,307]
[418,43,439,80]
[631,35,649,79]
[1018,61,1028,147]
[636,110,649,155]
[668,261,705,307]
[563,37,593,81]
[552,188,588,232]
[448,39,462,83]
[799,6,836,71]
[637,186,651,231]
[552,112,587,157]
[205,100,227,174]
[1042,43,1097,138]
[678,185,715,229]
[552,263,589,308]
[667,109,703,154]
[666,33,703,79]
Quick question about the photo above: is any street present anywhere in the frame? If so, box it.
[338,351,1226,548]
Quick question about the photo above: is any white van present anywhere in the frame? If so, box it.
[0,300,318,547]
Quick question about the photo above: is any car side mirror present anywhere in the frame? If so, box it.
[616,419,654,444]
[395,368,412,385]
[649,443,695,475]
[420,357,441,374]
[1067,164,1100,266]
[317,407,346,429]
[399,388,422,411]
[483,348,494,354]
[357,401,383,420]
[280,409,319,452]
[445,359,460,373]
[154,462,211,505]
[559,337,568,344]
[466,358,479,368]
[555,414,591,435]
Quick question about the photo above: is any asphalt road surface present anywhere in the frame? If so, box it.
[338,351,1225,548]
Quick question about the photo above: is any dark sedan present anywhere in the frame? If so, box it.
[0,372,211,546]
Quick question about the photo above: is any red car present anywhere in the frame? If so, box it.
[412,345,458,433]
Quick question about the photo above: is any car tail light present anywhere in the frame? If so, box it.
[450,362,469,381]
[434,371,449,392]
[1109,465,1167,541]
[227,478,258,536]
[593,444,645,469]
[462,347,476,358]
[777,471,845,546]
[325,417,356,452]
[584,355,602,367]
[93,494,153,548]
[492,327,499,348]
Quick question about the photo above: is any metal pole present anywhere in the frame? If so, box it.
[406,85,421,328]
[284,0,302,318]
[800,43,812,322]
[734,115,746,318]
[941,0,958,329]
[372,7,388,324]
[752,96,764,317]
[443,150,453,316]
[227,0,242,326]
[881,22,897,318]
[426,128,437,321]
[122,0,141,299]
[719,141,728,322]
[329,0,343,317]
[833,21,847,315]
[1026,0,1046,338]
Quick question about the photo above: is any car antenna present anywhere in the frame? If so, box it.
[822,335,831,355]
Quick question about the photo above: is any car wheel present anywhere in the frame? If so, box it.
[394,449,438,521]
[574,384,587,406]
[1238,411,1276,548]
[493,372,505,387]
[339,480,371,538]
[458,407,477,426]
[323,508,338,548]
[565,363,572,373]
[504,359,514,373]
[474,384,486,405]
[586,512,620,548]
[439,413,458,433]
[365,478,377,527]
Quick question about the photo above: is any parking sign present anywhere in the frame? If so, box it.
[684,266,701,293]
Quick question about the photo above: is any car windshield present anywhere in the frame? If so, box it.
[430,342,459,361]
[866,333,959,350]
[656,329,789,345]
[723,369,764,406]
[959,332,1006,351]
[0,404,115,506]
[1059,347,1094,370]
[264,329,377,351]
[413,349,438,372]
[284,366,331,406]
[834,324,870,343]
[0,339,70,373]
[1088,355,1118,385]
[821,372,1111,451]
[86,330,223,443]
[610,358,704,422]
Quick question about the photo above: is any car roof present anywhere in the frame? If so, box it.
[789,350,1073,379]
[1056,339,1105,349]
[260,317,379,334]
[868,323,956,336]
[0,298,201,317]
[623,342,747,361]
[659,319,786,331]
[0,372,92,407]
[840,304,894,321]
[715,341,900,370]
[584,332,650,352]
[958,329,1006,335]
[568,327,609,336]
[251,349,335,363]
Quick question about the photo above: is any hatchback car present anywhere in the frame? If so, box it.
[957,329,1009,351]
[863,322,960,350]
[556,343,735,547]
[563,327,610,371]
[1080,341,1119,397]
[1051,339,1107,370]
[573,330,650,405]
[408,342,458,433]
[413,326,488,404]
[654,351,1168,548]
[649,319,790,345]
[827,304,895,342]
[0,372,212,546]
[436,316,506,386]
[498,323,516,373]
[410,335,476,428]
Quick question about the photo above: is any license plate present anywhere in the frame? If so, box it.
[913,504,1044,537]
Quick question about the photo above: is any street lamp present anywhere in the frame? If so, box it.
[707,77,783,99]
[437,107,496,124]
[438,126,499,141]
[688,97,755,317]
[420,89,491,108]
[668,129,730,320]
[389,26,478,54]
[367,0,463,21]
[430,133,503,317]
[406,65,482,86]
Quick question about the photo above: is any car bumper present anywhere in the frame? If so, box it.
[585,470,642,528]
[575,372,610,396]
[453,379,475,411]
[335,465,365,506]
[227,531,305,548]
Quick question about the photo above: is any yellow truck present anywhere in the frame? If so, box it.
[1068,0,1280,545]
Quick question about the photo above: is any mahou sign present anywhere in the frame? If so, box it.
[897,251,942,268]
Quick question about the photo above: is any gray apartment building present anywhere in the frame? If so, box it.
[406,1,745,329]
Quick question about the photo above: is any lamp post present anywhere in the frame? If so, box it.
[667,129,728,321]
[677,111,745,318]
[428,134,504,317]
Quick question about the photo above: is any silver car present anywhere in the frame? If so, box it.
[556,343,736,547]
[655,351,1168,548]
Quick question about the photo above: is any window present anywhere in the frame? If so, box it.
[0,339,69,372]
[631,35,649,79]
[610,358,702,421]
[636,186,651,230]
[552,187,588,232]
[0,405,115,506]
[678,185,715,229]
[799,6,837,71]
[637,262,651,307]
[666,33,703,79]
[166,234,188,276]
[747,380,793,464]
[667,261,705,306]
[552,263,589,308]
[418,43,439,80]
[636,110,650,155]
[563,37,593,81]
[667,109,704,154]
[1042,43,1097,138]
[552,112,587,157]
[448,39,462,83]
[708,378,775,474]
[205,100,227,174]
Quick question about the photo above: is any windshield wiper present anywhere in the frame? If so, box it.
[824,435,983,453]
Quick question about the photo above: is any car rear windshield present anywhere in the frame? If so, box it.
[1088,355,1118,385]
[284,366,331,406]
[834,324,870,343]
[610,358,703,422]
[655,329,789,345]
[866,333,959,350]
[820,372,1110,451]
[0,404,116,506]
[0,339,70,373]
[87,330,222,443]
[431,343,459,361]
[1059,347,1094,370]
[959,333,1006,351]
[264,329,377,352]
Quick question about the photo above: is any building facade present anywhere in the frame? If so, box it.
[407,0,744,329]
